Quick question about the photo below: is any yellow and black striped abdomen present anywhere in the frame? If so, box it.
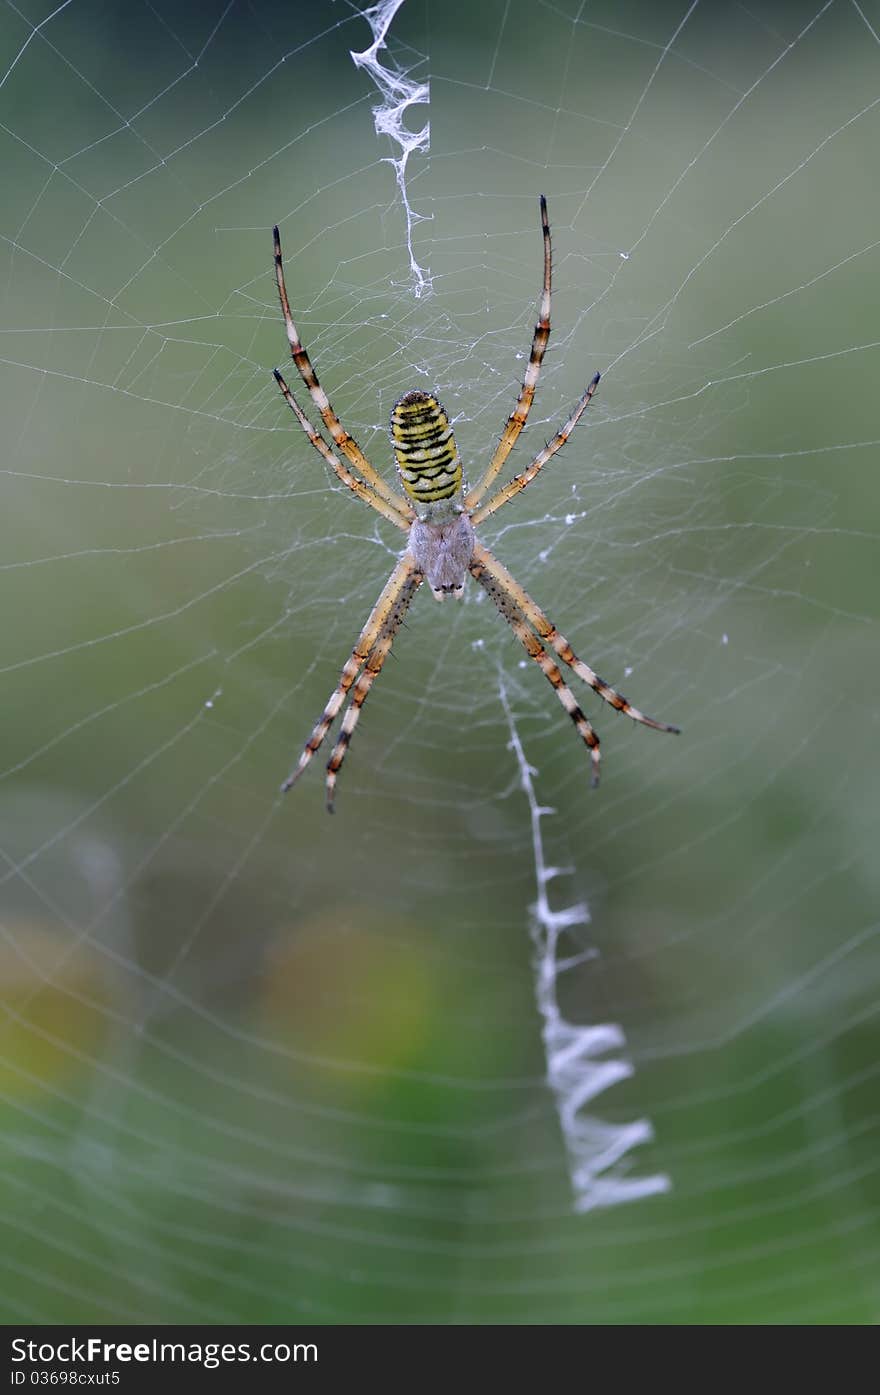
[391,390,461,507]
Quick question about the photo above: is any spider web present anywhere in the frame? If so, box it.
[2,0,879,1324]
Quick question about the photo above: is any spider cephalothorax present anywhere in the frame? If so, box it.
[271,197,679,810]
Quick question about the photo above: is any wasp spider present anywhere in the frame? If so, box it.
[272,197,679,810]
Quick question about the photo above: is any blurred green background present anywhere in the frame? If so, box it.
[1,0,879,1323]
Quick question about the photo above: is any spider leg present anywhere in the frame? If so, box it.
[274,369,411,531]
[281,554,420,793]
[325,570,424,811]
[472,543,680,734]
[273,226,412,517]
[465,195,553,509]
[470,556,601,786]
[469,373,600,526]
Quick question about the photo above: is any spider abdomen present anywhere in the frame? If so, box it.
[391,390,462,507]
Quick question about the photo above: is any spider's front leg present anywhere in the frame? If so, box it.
[470,556,602,785]
[324,569,423,811]
[281,553,420,795]
[473,543,680,735]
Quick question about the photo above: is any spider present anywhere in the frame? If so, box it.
[272,196,679,811]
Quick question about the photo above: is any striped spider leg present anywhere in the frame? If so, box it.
[272,197,679,808]
[470,542,679,786]
[273,225,409,518]
[273,365,412,531]
[465,194,553,511]
[469,551,602,785]
[280,553,423,808]
[469,373,600,526]
[323,565,423,811]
